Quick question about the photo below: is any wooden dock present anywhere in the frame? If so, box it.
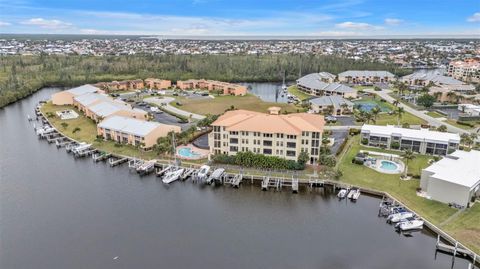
[109,157,128,167]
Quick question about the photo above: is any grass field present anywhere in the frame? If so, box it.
[445,119,480,130]
[337,136,480,253]
[426,111,445,118]
[374,112,427,126]
[170,94,304,115]
[287,85,311,101]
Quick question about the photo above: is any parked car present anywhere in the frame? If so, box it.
[325,115,337,123]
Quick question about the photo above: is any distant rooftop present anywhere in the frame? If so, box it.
[66,84,99,96]
[297,73,355,94]
[402,73,464,85]
[338,70,395,78]
[309,95,353,107]
[361,124,460,143]
[98,116,161,136]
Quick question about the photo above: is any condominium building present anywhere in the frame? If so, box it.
[338,70,395,84]
[420,150,480,207]
[448,59,480,83]
[208,108,325,164]
[144,78,172,89]
[401,73,464,87]
[52,85,102,105]
[97,115,180,149]
[297,73,357,98]
[360,125,460,156]
[308,95,354,115]
[95,79,144,92]
[72,92,148,122]
[176,79,247,96]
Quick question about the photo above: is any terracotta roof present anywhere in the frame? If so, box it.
[212,109,325,135]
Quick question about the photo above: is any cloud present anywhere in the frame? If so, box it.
[335,21,383,30]
[467,12,480,22]
[312,31,360,36]
[21,18,72,29]
[0,21,11,26]
[384,18,403,26]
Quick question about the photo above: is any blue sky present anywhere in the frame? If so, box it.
[0,0,479,36]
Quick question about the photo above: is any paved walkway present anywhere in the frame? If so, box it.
[364,89,469,134]
[144,97,206,120]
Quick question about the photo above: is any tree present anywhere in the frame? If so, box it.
[371,106,381,123]
[416,93,436,108]
[437,125,448,132]
[402,149,415,178]
[396,107,404,126]
[297,150,309,166]
[460,133,473,148]
[393,100,400,107]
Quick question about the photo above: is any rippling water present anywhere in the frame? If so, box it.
[0,88,470,269]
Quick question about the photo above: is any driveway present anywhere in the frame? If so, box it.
[144,97,206,120]
[365,89,469,134]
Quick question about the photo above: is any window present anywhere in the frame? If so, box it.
[230,146,238,152]
[276,133,284,138]
[263,140,272,147]
[287,142,296,148]
[286,150,296,157]
[263,133,273,138]
[230,138,238,144]
[263,148,272,155]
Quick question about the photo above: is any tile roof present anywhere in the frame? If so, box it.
[297,73,355,93]
[212,109,325,135]
[309,95,354,107]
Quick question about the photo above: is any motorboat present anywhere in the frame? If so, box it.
[206,168,225,184]
[197,165,210,179]
[347,189,356,199]
[396,219,424,231]
[136,160,156,174]
[162,168,185,184]
[337,188,349,199]
[387,211,414,223]
[351,189,361,201]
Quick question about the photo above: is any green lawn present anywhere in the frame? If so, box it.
[287,85,311,101]
[426,111,445,118]
[445,119,479,130]
[170,94,304,115]
[338,136,479,253]
[374,112,427,126]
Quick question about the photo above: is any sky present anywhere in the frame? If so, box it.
[0,0,479,37]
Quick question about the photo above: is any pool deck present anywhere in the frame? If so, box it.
[176,144,209,160]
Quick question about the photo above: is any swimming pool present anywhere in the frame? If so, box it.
[176,146,208,160]
[379,160,399,171]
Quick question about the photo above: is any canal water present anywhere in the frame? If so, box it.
[243,82,289,103]
[0,88,471,269]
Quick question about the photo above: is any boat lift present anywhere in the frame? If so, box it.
[128,158,144,170]
[92,151,111,162]
[156,165,173,177]
[108,156,128,167]
[206,168,225,185]
[136,160,156,175]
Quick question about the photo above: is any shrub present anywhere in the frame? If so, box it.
[457,121,474,127]
[390,141,400,149]
[349,128,361,136]
[361,138,368,145]
[72,127,81,133]
[213,151,305,170]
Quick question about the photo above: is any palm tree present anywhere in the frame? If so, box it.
[402,149,415,178]
[460,133,473,148]
[446,91,457,102]
[396,107,405,126]
[340,103,350,114]
[364,112,373,124]
[371,106,381,123]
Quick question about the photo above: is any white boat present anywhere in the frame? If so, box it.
[337,188,349,199]
[71,143,91,154]
[136,160,156,174]
[352,189,361,201]
[162,168,185,184]
[396,219,424,231]
[347,189,356,199]
[387,212,414,223]
[197,165,210,179]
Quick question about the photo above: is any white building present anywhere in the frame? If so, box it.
[458,104,480,116]
[420,150,480,207]
[360,125,460,155]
